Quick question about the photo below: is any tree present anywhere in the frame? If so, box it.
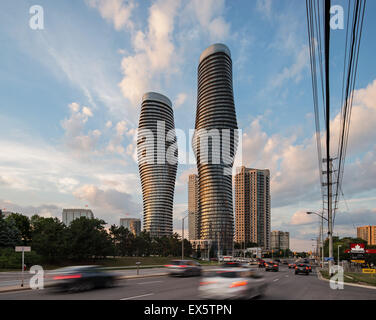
[6,213,31,245]
[31,215,67,263]
[0,215,21,248]
[67,217,113,261]
[109,225,135,256]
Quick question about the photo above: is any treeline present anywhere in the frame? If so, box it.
[0,213,192,269]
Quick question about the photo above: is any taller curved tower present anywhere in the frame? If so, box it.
[193,44,238,254]
[137,92,178,238]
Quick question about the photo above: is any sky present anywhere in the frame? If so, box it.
[1,0,376,252]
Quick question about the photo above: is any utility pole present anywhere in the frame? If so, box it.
[182,214,188,260]
[217,232,220,262]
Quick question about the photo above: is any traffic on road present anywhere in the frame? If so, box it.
[1,258,375,300]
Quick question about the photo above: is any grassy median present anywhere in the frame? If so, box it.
[0,256,220,272]
[320,270,376,287]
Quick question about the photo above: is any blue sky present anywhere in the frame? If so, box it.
[1,0,376,251]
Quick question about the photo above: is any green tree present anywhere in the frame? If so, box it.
[6,213,31,245]
[31,215,67,263]
[109,225,134,256]
[67,217,113,261]
[0,215,21,248]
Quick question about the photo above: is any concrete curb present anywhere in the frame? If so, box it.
[317,270,376,290]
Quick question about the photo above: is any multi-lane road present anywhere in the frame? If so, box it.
[0,265,375,300]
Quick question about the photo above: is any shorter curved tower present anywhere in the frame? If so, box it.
[137,92,178,237]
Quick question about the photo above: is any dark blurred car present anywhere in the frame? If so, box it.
[199,268,267,300]
[47,265,118,292]
[288,263,295,269]
[165,260,201,277]
[281,260,288,265]
[221,262,244,268]
[295,263,310,275]
[258,260,266,268]
[265,261,279,272]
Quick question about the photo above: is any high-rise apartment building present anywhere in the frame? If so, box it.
[235,167,271,249]
[62,208,94,225]
[137,92,178,238]
[357,225,376,245]
[188,174,199,240]
[192,43,238,254]
[271,231,289,250]
[120,218,141,236]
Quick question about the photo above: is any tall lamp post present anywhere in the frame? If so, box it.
[307,211,328,269]
[182,214,189,260]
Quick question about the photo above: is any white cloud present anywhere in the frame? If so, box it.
[256,0,273,20]
[189,0,230,41]
[270,45,309,88]
[241,79,376,208]
[61,102,101,154]
[119,0,181,107]
[290,210,316,226]
[73,184,140,214]
[85,0,135,31]
[174,92,187,108]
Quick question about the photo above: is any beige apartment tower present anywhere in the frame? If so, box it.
[357,226,376,245]
[271,231,290,250]
[188,174,199,240]
[235,167,271,249]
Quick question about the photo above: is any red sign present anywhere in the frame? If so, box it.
[350,243,365,253]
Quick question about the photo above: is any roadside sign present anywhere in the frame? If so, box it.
[362,269,376,274]
[15,246,31,252]
[325,257,334,261]
[15,246,31,287]
[350,243,365,253]
[351,260,365,264]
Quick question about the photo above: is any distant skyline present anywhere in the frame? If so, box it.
[1,0,376,251]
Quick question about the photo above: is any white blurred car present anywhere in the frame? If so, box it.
[198,268,267,300]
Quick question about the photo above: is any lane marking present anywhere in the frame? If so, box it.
[137,281,163,285]
[120,293,154,300]
[273,279,279,282]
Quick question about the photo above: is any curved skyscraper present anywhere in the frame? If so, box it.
[193,44,238,254]
[137,92,178,238]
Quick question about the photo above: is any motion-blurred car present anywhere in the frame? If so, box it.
[221,262,244,268]
[249,259,259,266]
[288,263,295,269]
[295,263,310,275]
[47,265,118,292]
[258,260,266,268]
[265,261,279,272]
[165,260,202,277]
[199,268,267,300]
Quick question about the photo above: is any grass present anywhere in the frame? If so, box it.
[320,270,376,287]
[0,256,219,272]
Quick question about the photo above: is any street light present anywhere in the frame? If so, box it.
[306,211,327,269]
[182,214,189,260]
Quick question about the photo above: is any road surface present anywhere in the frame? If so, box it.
[0,265,375,300]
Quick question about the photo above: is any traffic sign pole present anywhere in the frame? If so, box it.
[21,248,24,287]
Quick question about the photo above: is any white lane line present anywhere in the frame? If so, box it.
[137,280,163,285]
[120,293,154,300]
[273,278,279,282]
